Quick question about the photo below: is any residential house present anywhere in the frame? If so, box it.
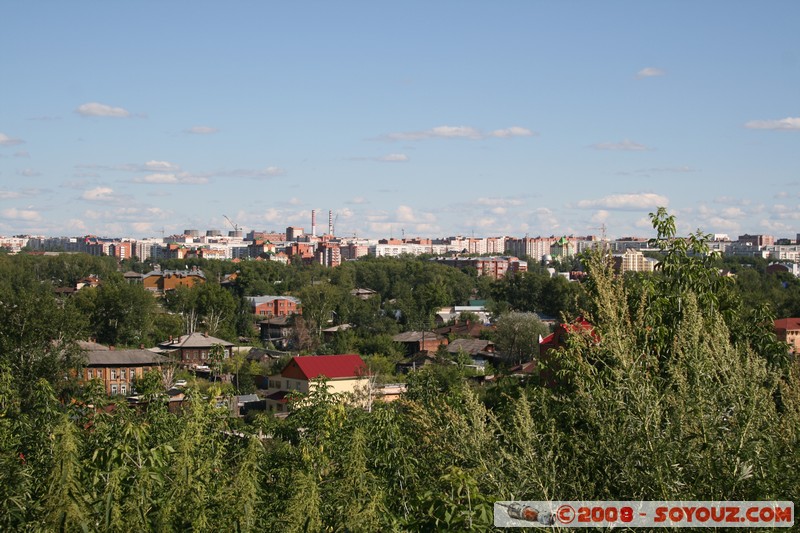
[538,318,596,387]
[246,295,301,317]
[775,318,800,354]
[158,332,234,367]
[350,287,378,300]
[76,275,101,290]
[392,330,448,356]
[83,347,170,396]
[123,271,143,284]
[259,315,296,349]
[143,266,206,293]
[446,338,496,370]
[435,305,491,326]
[265,354,367,413]
[434,320,494,339]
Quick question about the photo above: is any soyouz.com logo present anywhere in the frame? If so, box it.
[494,501,794,528]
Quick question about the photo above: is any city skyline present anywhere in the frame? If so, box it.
[1,2,798,240]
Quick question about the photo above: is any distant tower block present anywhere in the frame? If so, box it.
[311,209,317,237]
[328,210,333,235]
[286,226,304,241]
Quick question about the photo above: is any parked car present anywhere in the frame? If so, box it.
[174,379,188,388]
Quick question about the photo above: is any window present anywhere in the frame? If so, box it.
[111,384,118,395]
[110,369,117,380]
[121,383,127,395]
[87,369,93,379]
[120,369,126,380]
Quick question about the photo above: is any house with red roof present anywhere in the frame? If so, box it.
[775,318,800,354]
[265,354,367,413]
[538,317,596,387]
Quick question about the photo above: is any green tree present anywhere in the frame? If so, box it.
[196,283,237,338]
[494,311,549,365]
[299,282,340,339]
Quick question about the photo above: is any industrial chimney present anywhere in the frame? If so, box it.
[311,209,317,237]
[328,210,334,236]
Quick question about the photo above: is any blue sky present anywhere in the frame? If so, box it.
[1,1,798,240]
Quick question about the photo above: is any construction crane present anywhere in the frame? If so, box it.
[223,215,240,232]
[592,223,609,251]
[223,214,244,238]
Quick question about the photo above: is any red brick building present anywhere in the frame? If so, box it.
[775,318,800,354]
[246,295,301,317]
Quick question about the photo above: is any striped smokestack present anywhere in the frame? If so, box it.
[311,209,317,237]
[328,210,333,236]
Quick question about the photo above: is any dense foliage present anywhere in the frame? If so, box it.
[1,214,798,530]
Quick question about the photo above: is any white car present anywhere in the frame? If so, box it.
[174,379,188,388]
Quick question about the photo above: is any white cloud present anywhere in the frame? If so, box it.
[636,67,666,79]
[137,173,179,184]
[131,222,154,233]
[17,168,41,177]
[476,197,524,207]
[368,222,393,234]
[412,223,440,234]
[85,207,144,220]
[714,196,752,206]
[0,133,24,146]
[534,207,559,229]
[396,205,416,223]
[76,160,181,173]
[591,210,610,223]
[377,153,409,162]
[702,217,741,232]
[134,172,209,184]
[396,205,435,223]
[67,218,88,231]
[382,125,533,141]
[348,196,367,205]
[185,125,218,134]
[211,166,285,178]
[744,117,800,130]
[1,208,41,221]
[144,160,180,172]
[576,193,669,210]
[720,207,746,218]
[0,190,21,199]
[490,207,507,215]
[81,187,116,201]
[488,126,536,138]
[591,139,651,151]
[76,102,132,118]
[760,219,793,233]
